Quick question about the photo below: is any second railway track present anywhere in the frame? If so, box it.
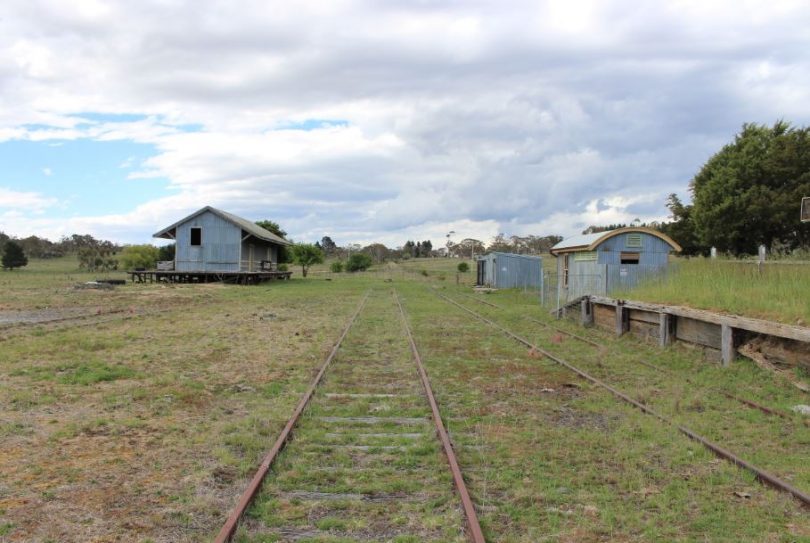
[434,289,810,508]
[218,290,483,542]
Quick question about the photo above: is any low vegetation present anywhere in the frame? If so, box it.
[615,258,810,324]
[1,258,808,541]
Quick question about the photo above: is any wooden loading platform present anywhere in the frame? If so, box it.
[127,270,292,285]
[559,295,810,368]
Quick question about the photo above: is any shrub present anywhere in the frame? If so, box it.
[420,269,429,277]
[330,261,344,273]
[291,243,325,277]
[1,241,28,270]
[346,253,373,272]
[277,263,288,272]
[119,245,160,270]
[457,262,469,273]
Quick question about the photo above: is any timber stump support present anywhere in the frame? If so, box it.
[659,313,674,347]
[721,324,735,367]
[615,302,628,337]
[581,299,594,327]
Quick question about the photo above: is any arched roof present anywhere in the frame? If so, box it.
[550,227,682,255]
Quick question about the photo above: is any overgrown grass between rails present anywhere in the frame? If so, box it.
[613,258,810,324]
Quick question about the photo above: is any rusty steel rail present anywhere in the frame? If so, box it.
[457,292,601,347]
[456,291,800,422]
[436,292,810,508]
[393,291,486,543]
[214,292,370,543]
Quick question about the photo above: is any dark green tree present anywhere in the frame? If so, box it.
[403,240,416,258]
[158,243,175,261]
[691,121,810,254]
[291,243,324,277]
[255,220,290,262]
[255,220,287,238]
[320,236,338,256]
[2,240,28,270]
[659,194,704,256]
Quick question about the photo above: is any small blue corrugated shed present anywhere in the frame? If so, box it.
[153,206,291,272]
[550,227,681,301]
[476,252,543,289]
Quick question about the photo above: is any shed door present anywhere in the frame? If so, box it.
[476,260,484,286]
[189,227,202,270]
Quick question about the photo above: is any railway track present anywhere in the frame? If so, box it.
[457,291,805,422]
[435,290,810,508]
[216,290,484,542]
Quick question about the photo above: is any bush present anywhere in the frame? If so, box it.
[119,245,160,270]
[420,269,428,277]
[346,253,373,272]
[330,261,344,273]
[457,262,469,273]
[1,241,28,270]
[277,263,288,272]
[291,243,325,277]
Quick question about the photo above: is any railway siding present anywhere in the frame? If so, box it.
[436,289,810,506]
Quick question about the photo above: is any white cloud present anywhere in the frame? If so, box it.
[1,0,809,245]
[0,188,58,212]
[42,167,52,176]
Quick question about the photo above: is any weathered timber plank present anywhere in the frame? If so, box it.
[593,304,614,331]
[628,309,660,325]
[676,316,722,348]
[629,319,659,341]
[589,295,810,343]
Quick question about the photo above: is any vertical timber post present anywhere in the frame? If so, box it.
[659,313,673,347]
[581,298,593,327]
[721,324,734,367]
[615,301,627,337]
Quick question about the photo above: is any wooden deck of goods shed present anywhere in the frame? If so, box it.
[127,269,292,285]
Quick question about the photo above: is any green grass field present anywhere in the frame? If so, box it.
[614,258,810,325]
[1,257,809,542]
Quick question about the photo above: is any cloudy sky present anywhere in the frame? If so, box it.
[2,0,809,248]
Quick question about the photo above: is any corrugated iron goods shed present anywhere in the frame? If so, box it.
[550,227,681,301]
[476,252,543,289]
[153,206,291,273]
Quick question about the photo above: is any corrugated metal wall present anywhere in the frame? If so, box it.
[557,232,673,301]
[175,210,241,272]
[596,232,672,266]
[478,252,543,289]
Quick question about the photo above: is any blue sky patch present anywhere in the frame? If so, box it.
[0,139,168,216]
[68,112,149,123]
[277,119,349,131]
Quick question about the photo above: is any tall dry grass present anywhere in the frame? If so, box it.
[618,258,810,325]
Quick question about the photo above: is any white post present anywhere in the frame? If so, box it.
[710,247,717,259]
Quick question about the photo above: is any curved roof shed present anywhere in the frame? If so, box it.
[550,227,681,301]
[550,227,681,255]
